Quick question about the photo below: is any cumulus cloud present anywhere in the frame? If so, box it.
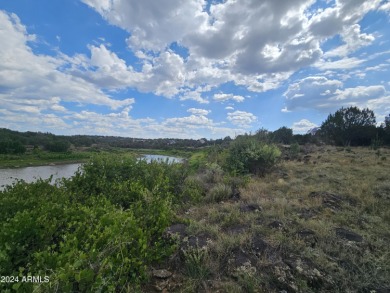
[80,0,381,96]
[284,75,389,117]
[213,93,244,103]
[379,2,390,13]
[291,119,318,134]
[330,86,386,101]
[179,88,209,104]
[284,76,343,110]
[187,108,210,116]
[227,110,257,127]
[1,0,386,138]
[0,11,134,111]
[72,45,186,97]
[81,0,208,52]
[324,24,375,58]
[308,0,381,38]
[316,57,366,70]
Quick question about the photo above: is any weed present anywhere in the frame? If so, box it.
[206,183,232,202]
[182,246,211,290]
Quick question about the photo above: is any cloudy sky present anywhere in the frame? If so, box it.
[1,0,390,138]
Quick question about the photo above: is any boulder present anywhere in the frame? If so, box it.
[335,228,363,242]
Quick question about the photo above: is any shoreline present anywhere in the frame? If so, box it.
[0,159,88,169]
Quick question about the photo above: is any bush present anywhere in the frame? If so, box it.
[206,183,232,202]
[44,140,70,152]
[290,142,300,159]
[181,176,206,203]
[0,139,26,154]
[226,137,281,175]
[0,154,181,291]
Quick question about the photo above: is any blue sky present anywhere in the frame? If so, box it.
[0,0,389,139]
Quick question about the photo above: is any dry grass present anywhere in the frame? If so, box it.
[148,146,390,292]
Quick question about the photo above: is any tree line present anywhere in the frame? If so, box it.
[0,128,234,154]
[253,106,390,147]
[1,106,389,155]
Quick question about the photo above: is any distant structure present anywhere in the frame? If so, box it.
[307,127,321,135]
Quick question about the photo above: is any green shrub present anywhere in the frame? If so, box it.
[0,154,180,292]
[44,140,70,152]
[181,176,206,203]
[226,137,281,175]
[206,183,232,202]
[290,142,300,159]
[183,247,210,280]
[0,139,26,154]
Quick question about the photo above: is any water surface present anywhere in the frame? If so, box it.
[0,154,183,190]
[0,163,81,190]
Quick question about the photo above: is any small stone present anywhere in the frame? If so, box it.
[240,203,261,212]
[251,235,271,255]
[165,223,187,240]
[297,229,315,237]
[335,228,363,242]
[268,220,284,229]
[152,269,172,279]
[312,268,322,277]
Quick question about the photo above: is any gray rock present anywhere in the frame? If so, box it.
[268,220,284,230]
[335,228,363,242]
[152,269,172,279]
[165,223,187,240]
[240,203,261,212]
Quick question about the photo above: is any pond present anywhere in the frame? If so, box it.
[0,163,82,190]
[0,154,183,190]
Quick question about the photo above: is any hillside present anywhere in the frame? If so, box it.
[146,146,390,292]
[0,143,389,292]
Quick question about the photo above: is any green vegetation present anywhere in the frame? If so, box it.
[0,155,186,292]
[0,140,26,154]
[0,151,93,168]
[319,106,377,146]
[168,146,390,292]
[1,106,390,292]
[226,135,281,175]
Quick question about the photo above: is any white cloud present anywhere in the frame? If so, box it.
[308,0,381,38]
[179,88,209,104]
[284,76,343,110]
[324,24,375,58]
[73,45,186,98]
[284,75,389,118]
[1,1,387,138]
[0,11,134,111]
[330,86,385,101]
[316,57,365,70]
[80,0,381,96]
[291,119,318,134]
[187,108,210,116]
[164,115,213,127]
[81,0,208,52]
[227,110,257,127]
[379,2,390,13]
[213,93,244,103]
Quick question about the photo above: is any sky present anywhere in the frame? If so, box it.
[0,0,390,139]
